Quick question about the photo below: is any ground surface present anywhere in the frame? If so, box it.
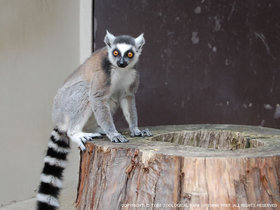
[1,184,76,210]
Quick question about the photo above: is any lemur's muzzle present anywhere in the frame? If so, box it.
[117,57,128,68]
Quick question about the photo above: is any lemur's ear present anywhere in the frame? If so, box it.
[104,30,116,48]
[135,33,145,50]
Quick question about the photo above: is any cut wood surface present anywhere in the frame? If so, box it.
[75,124,280,210]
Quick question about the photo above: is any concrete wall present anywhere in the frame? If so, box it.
[0,0,81,206]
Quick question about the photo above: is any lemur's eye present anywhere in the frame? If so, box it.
[113,50,119,56]
[127,52,134,58]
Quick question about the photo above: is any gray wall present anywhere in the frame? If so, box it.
[0,0,80,206]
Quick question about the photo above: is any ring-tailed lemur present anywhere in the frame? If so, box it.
[37,31,152,210]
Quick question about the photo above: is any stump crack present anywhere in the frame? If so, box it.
[152,171,160,210]
[152,179,158,210]
[178,156,184,205]
[122,149,140,206]
[151,157,163,209]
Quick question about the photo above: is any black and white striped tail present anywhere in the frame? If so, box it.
[37,128,70,210]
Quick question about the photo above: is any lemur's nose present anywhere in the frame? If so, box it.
[119,58,124,64]
[117,58,127,68]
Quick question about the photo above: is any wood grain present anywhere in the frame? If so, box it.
[75,125,280,210]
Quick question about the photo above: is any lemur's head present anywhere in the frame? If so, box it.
[104,30,145,69]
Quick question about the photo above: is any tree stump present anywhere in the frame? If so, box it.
[75,125,280,210]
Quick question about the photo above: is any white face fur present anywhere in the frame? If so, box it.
[104,31,145,69]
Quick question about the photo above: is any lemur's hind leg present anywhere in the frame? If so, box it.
[67,106,102,151]
[84,97,119,136]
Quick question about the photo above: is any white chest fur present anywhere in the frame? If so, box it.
[110,68,137,95]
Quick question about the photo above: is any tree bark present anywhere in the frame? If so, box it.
[75,125,280,210]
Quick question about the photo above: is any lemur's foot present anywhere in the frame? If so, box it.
[110,134,129,143]
[71,132,102,151]
[131,128,152,137]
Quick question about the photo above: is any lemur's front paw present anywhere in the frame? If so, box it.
[110,134,129,143]
[130,128,152,137]
[71,132,102,152]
